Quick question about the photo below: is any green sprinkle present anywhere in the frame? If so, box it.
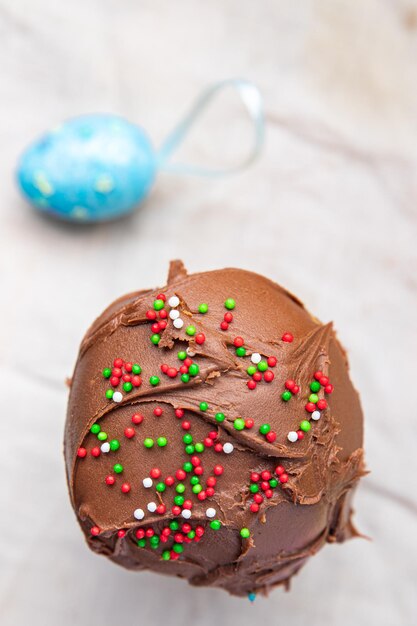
[137,538,146,548]
[186,325,196,336]
[144,438,154,448]
[247,365,257,376]
[250,484,259,493]
[300,420,311,432]
[187,530,196,539]
[177,351,187,360]
[183,462,193,472]
[173,543,183,554]
[234,418,245,431]
[150,376,160,386]
[310,380,321,393]
[174,495,184,506]
[105,389,114,399]
[156,482,166,492]
[151,334,161,345]
[195,442,205,453]
[153,299,165,311]
[192,484,202,494]
[259,424,271,435]
[123,381,133,392]
[190,476,200,485]
[181,373,190,383]
[309,393,319,404]
[109,439,120,451]
[97,431,107,441]
[269,478,278,488]
[113,463,123,474]
[90,424,101,434]
[185,444,195,454]
[257,360,268,372]
[281,390,292,402]
[102,368,111,379]
[189,364,199,376]
[169,521,179,531]
[183,434,193,444]
[198,303,208,314]
[162,550,171,560]
[240,527,250,538]
[215,412,225,423]
[176,483,185,494]
[210,520,221,530]
[150,535,160,548]
[132,363,142,374]
[236,347,246,357]
[199,402,208,412]
[224,298,235,310]
[157,437,167,447]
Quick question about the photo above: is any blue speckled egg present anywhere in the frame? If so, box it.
[16,114,156,222]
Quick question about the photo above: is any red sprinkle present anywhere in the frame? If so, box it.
[267,356,277,367]
[206,476,217,487]
[292,385,300,394]
[317,399,327,410]
[297,430,304,440]
[124,362,133,372]
[305,402,316,413]
[247,380,257,390]
[181,421,191,430]
[124,427,135,439]
[205,487,215,497]
[77,447,87,458]
[325,384,334,394]
[214,443,223,453]
[175,409,184,418]
[91,526,100,536]
[113,358,124,368]
[253,371,262,382]
[132,413,144,425]
[253,493,264,504]
[250,503,259,513]
[91,447,100,457]
[233,336,244,347]
[264,370,274,382]
[159,320,167,330]
[165,476,175,486]
[150,468,161,479]
[176,469,186,480]
[314,370,323,380]
[282,332,294,343]
[279,473,289,484]
[157,293,166,302]
[159,310,168,319]
[224,312,233,323]
[319,376,329,386]
[132,376,142,387]
[245,418,254,429]
[285,379,295,391]
[110,376,120,387]
[251,472,260,482]
[275,466,285,475]
[266,431,276,443]
[172,506,181,515]
[156,504,166,515]
[197,491,207,501]
[151,322,161,333]
[105,475,115,485]
[121,483,131,493]
[167,367,178,378]
[213,465,224,476]
[194,466,204,475]
[146,310,157,320]
[220,321,229,331]
[153,407,163,417]
[160,363,169,373]
[195,333,205,345]
[117,529,126,538]
[136,529,145,539]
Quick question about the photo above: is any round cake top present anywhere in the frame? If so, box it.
[65,261,364,596]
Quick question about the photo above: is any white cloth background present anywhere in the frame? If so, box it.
[1,1,416,625]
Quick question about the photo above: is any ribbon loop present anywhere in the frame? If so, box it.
[157,79,264,177]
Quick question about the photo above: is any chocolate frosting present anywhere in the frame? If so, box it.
[64,262,365,597]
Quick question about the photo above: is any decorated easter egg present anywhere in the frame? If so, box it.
[16,114,156,222]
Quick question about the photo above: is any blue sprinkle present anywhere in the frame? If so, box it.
[248,592,256,602]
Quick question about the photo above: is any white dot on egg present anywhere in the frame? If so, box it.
[168,296,180,308]
[169,309,180,320]
[251,353,261,364]
[173,318,184,329]
[287,431,298,443]
[133,508,144,520]
[113,391,123,403]
[142,478,153,488]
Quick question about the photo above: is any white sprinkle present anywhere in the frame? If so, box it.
[168,295,180,308]
[251,353,262,364]
[173,318,184,329]
[311,411,321,421]
[142,478,153,488]
[186,347,195,357]
[169,309,180,320]
[147,502,157,513]
[100,442,110,453]
[206,507,216,518]
[223,442,234,454]
[133,508,144,520]
[287,431,298,443]
[181,509,192,519]
[113,391,123,403]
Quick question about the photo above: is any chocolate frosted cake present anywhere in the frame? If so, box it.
[64,261,365,597]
